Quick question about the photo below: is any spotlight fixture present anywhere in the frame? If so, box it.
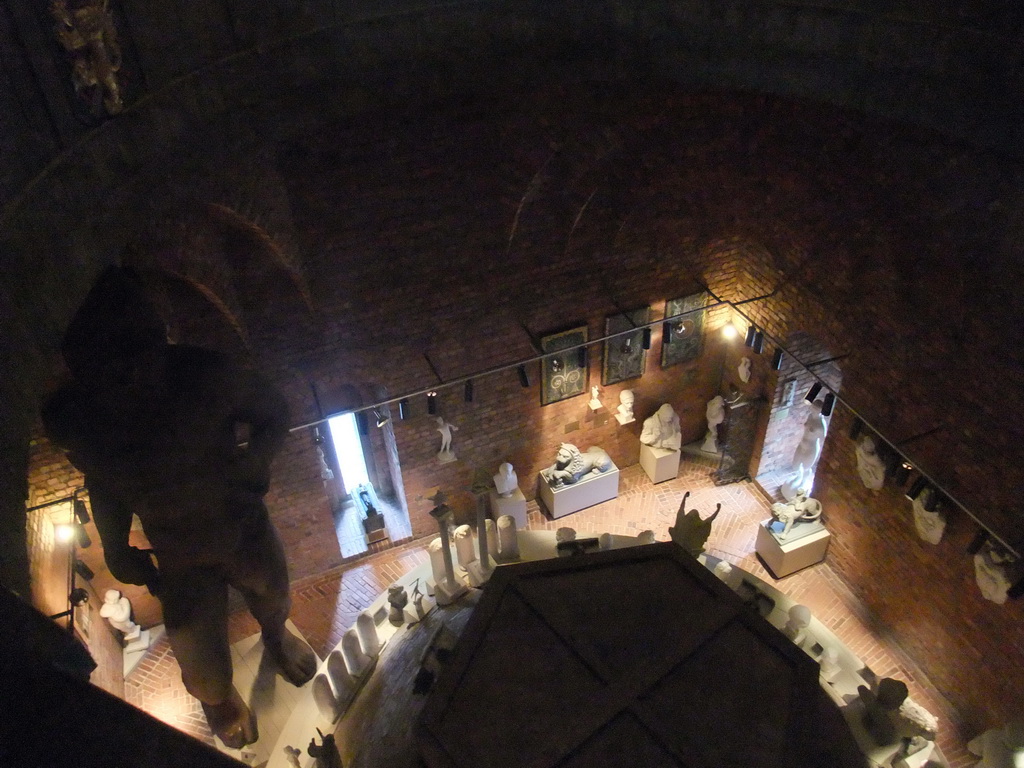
[427,391,438,415]
[75,524,91,549]
[663,321,673,344]
[923,489,942,513]
[69,587,89,607]
[373,408,390,428]
[744,325,756,347]
[517,365,531,388]
[905,476,928,501]
[805,382,822,402]
[356,411,369,435]
[753,330,764,354]
[642,327,652,350]
[576,347,587,368]
[771,348,784,370]
[55,523,75,544]
[73,499,90,525]
[849,417,864,440]
[821,392,836,417]
[894,461,913,486]
[464,379,474,403]
[398,398,410,420]
[722,324,738,340]
[73,559,94,581]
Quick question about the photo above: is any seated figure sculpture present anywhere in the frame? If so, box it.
[541,443,612,487]
[41,266,316,748]
[770,489,823,539]
[855,435,887,490]
[99,588,139,638]
[640,403,682,451]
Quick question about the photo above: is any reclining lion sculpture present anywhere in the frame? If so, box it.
[540,443,612,487]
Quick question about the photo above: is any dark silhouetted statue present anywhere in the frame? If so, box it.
[42,266,316,747]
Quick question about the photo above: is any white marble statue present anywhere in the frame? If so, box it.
[454,524,476,569]
[702,395,725,453]
[427,537,447,587]
[974,543,1015,605]
[818,647,842,683]
[968,720,1024,768]
[637,529,656,545]
[312,673,342,722]
[912,492,947,545]
[783,604,812,647]
[738,357,751,383]
[541,443,612,487]
[555,527,576,543]
[493,462,518,497]
[855,436,886,490]
[599,532,613,550]
[615,389,635,425]
[781,402,827,501]
[589,386,602,410]
[436,417,458,463]
[484,518,498,558]
[640,403,682,451]
[770,489,823,539]
[496,514,519,562]
[99,589,140,638]
[356,611,380,656]
[326,650,356,700]
[341,628,371,677]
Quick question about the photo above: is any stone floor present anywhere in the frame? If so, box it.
[123,453,974,766]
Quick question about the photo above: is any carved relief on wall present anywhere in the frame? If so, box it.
[50,0,124,118]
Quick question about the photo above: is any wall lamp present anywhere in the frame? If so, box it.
[849,417,864,440]
[517,365,531,388]
[464,379,474,403]
[805,382,822,402]
[372,408,390,428]
[753,330,764,354]
[398,398,410,420]
[905,476,928,501]
[427,391,438,415]
[642,327,652,350]
[744,325,757,347]
[821,392,836,417]
[893,461,913,486]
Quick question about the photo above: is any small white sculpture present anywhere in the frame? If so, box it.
[589,386,602,410]
[496,514,519,562]
[555,527,576,543]
[912,492,947,545]
[615,389,636,425]
[781,402,827,501]
[640,403,682,451]
[738,357,751,383]
[436,417,458,463]
[341,628,371,677]
[713,560,734,585]
[783,605,812,647]
[702,396,725,453]
[974,543,1015,605]
[599,532,613,550]
[355,611,380,656]
[968,720,1024,768]
[818,647,842,682]
[541,443,613,487]
[637,529,656,545]
[855,436,886,490]
[770,489,823,539]
[327,649,356,700]
[99,589,140,639]
[312,673,342,721]
[484,518,499,558]
[387,585,408,626]
[493,462,518,497]
[454,524,476,569]
[428,537,447,587]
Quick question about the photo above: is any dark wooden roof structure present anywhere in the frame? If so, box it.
[418,542,863,768]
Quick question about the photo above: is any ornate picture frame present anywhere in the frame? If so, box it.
[540,326,589,406]
[661,292,707,368]
[602,307,650,386]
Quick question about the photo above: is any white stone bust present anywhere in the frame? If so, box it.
[738,357,751,383]
[702,395,725,453]
[99,589,138,635]
[493,462,518,497]
[640,403,682,451]
[855,436,886,490]
[615,389,635,424]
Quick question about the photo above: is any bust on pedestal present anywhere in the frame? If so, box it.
[490,462,527,528]
[702,396,725,453]
[614,390,635,425]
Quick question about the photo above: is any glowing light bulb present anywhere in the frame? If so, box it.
[722,324,738,340]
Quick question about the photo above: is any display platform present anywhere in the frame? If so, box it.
[488,487,527,528]
[755,518,831,578]
[536,463,619,519]
[639,443,680,484]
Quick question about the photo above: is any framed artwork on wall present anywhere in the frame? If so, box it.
[540,325,589,406]
[602,307,650,386]
[661,292,707,368]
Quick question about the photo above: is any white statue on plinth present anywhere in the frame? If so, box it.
[781,402,827,501]
[541,443,612,487]
[912,491,946,545]
[770,489,823,539]
[637,530,656,545]
[615,389,635,425]
[968,720,1024,768]
[702,396,725,453]
[341,628,371,677]
[355,611,380,656]
[640,403,682,451]
[454,524,476,570]
[312,673,342,722]
[493,462,518,497]
[436,417,458,463]
[496,514,519,562]
[589,386,602,410]
[783,605,812,647]
[99,589,140,639]
[974,543,1015,604]
[855,436,886,490]
[738,357,751,383]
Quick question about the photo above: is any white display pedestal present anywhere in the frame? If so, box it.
[537,464,619,519]
[755,518,831,578]
[489,488,527,528]
[639,443,680,484]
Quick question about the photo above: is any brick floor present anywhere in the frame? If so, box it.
[123,454,973,765]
